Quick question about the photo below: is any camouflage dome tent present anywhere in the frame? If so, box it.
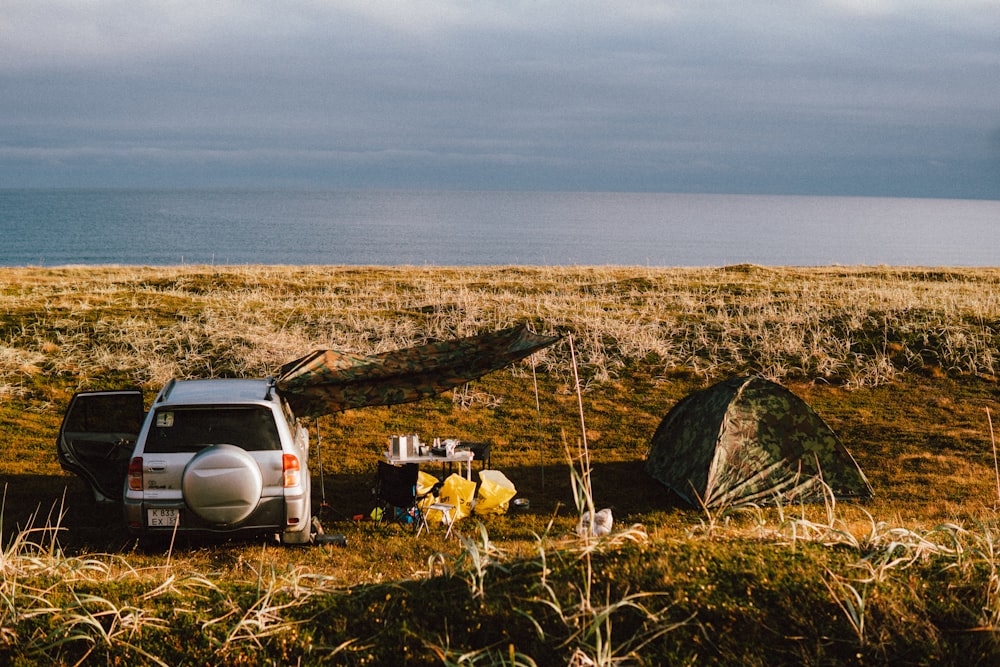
[645,376,872,508]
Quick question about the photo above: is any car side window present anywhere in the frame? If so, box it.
[64,393,145,434]
[143,406,282,453]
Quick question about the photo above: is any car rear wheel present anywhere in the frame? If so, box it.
[182,444,263,525]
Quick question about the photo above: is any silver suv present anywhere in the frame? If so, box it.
[57,378,313,545]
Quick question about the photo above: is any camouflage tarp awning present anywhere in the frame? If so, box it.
[275,324,560,418]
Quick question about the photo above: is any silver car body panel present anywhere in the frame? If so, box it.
[119,379,311,543]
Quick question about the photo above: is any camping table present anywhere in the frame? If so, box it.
[383,450,475,480]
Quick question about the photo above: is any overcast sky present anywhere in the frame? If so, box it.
[3,1,999,198]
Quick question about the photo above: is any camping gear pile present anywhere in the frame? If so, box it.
[421,469,517,523]
[369,467,518,535]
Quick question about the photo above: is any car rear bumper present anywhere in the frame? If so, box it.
[124,493,309,538]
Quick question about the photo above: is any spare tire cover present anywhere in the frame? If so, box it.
[182,444,263,525]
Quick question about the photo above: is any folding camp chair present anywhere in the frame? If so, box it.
[373,461,455,537]
[418,500,457,539]
[374,461,421,528]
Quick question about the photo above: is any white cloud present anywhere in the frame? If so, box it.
[818,0,996,16]
[1,0,319,69]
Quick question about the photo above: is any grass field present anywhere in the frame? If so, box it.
[1,264,1000,665]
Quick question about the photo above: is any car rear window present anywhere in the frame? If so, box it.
[143,406,281,453]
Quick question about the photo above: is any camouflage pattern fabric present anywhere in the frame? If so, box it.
[275,324,559,418]
[645,376,873,508]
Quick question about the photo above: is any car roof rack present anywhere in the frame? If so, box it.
[157,378,177,403]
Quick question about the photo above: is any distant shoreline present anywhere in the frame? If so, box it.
[4,190,999,266]
[2,263,998,271]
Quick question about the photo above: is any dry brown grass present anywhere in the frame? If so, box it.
[2,264,998,394]
[3,264,1000,524]
[2,264,1000,664]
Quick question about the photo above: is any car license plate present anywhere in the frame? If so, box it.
[147,508,179,527]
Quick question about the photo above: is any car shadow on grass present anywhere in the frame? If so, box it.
[1,460,689,555]
[0,473,132,552]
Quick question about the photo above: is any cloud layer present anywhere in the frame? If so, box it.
[3,0,999,196]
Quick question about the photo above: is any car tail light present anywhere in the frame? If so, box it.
[128,457,143,491]
[282,454,300,488]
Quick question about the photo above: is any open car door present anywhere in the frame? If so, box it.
[57,390,145,503]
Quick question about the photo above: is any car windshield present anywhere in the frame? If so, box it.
[143,406,281,453]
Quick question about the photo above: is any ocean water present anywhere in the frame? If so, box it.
[1,189,998,267]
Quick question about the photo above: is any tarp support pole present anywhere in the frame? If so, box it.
[569,334,590,470]
[531,356,544,488]
[315,417,328,511]
[569,333,596,534]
